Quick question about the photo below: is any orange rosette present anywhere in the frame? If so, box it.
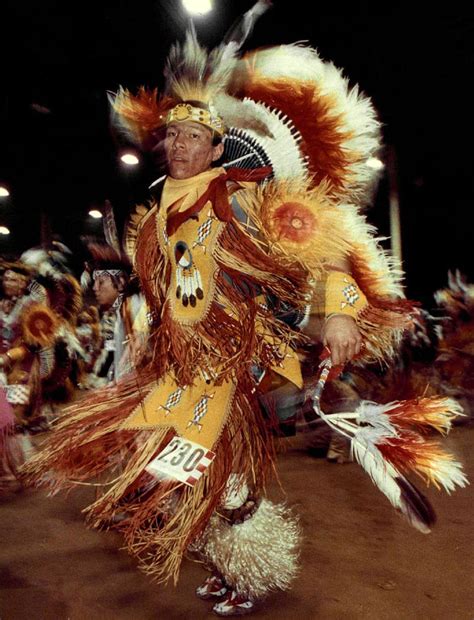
[21,303,59,348]
[271,201,317,245]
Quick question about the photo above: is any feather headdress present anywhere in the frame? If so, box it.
[109,0,380,204]
[110,1,272,144]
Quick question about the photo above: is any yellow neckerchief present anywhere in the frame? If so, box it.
[162,167,225,217]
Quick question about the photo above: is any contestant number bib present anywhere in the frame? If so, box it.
[146,436,215,486]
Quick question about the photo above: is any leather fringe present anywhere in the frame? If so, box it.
[22,373,275,586]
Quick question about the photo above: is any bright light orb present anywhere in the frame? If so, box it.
[0,186,10,197]
[89,210,103,219]
[0,226,10,235]
[366,157,384,170]
[120,153,140,166]
[182,0,212,15]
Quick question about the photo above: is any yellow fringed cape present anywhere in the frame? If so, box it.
[22,169,414,585]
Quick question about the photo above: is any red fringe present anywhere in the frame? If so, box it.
[218,220,310,297]
[118,386,275,584]
[358,299,415,329]
[134,208,169,321]
[22,368,276,585]
[21,369,157,487]
[23,172,332,583]
[140,214,309,387]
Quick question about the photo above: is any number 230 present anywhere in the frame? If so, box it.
[158,438,205,472]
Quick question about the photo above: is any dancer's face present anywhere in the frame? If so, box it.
[93,274,120,309]
[164,121,223,180]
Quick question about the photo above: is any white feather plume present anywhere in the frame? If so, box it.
[351,427,434,533]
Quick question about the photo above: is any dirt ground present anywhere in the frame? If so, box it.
[1,425,473,620]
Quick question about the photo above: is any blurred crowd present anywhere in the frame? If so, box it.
[0,240,149,488]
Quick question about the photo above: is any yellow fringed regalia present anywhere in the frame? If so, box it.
[22,7,456,603]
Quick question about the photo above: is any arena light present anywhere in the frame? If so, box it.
[89,209,103,219]
[0,226,10,235]
[0,186,10,197]
[366,157,384,170]
[182,0,212,15]
[120,153,140,165]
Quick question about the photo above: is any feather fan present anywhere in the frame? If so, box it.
[311,361,467,532]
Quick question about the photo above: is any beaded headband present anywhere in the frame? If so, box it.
[93,269,125,280]
[166,102,226,136]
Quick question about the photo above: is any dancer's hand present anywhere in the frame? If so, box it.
[322,315,362,366]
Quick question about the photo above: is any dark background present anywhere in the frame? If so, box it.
[1,2,473,307]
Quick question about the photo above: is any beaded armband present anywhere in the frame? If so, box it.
[325,271,367,320]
